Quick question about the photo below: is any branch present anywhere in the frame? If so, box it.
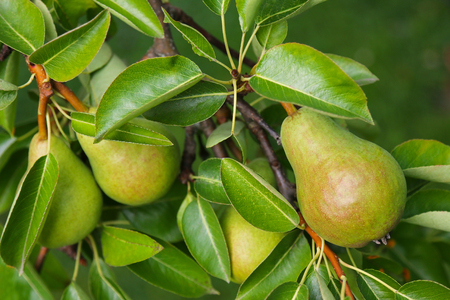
[34,247,49,273]
[199,119,228,158]
[0,44,12,62]
[298,213,355,300]
[51,80,88,112]
[179,125,197,184]
[162,3,256,68]
[59,244,87,267]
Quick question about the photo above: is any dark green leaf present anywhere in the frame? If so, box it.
[256,21,288,50]
[89,258,131,300]
[0,0,45,55]
[402,189,450,232]
[0,134,17,172]
[236,0,264,32]
[0,79,18,110]
[53,0,97,30]
[94,0,163,38]
[206,121,245,148]
[221,158,299,232]
[32,0,58,41]
[101,226,163,267]
[194,158,229,204]
[0,149,28,214]
[357,269,400,300]
[163,9,216,60]
[256,0,326,26]
[304,267,334,300]
[144,81,227,126]
[29,10,111,82]
[327,53,379,86]
[249,43,373,124]
[396,280,450,300]
[95,55,203,141]
[0,154,58,274]
[0,51,20,135]
[203,0,231,15]
[128,239,218,298]
[61,282,91,300]
[266,282,309,300]
[177,190,196,235]
[236,231,310,300]
[72,112,173,146]
[182,196,231,282]
[83,42,113,74]
[391,139,450,184]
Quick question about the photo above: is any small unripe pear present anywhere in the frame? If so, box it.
[29,134,102,248]
[280,108,406,248]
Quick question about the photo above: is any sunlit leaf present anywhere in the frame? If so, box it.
[194,158,229,204]
[0,80,18,111]
[203,0,231,15]
[53,0,97,30]
[266,282,309,300]
[327,53,378,86]
[357,269,400,300]
[32,0,58,41]
[396,280,450,300]
[84,42,113,74]
[236,0,264,32]
[61,282,90,300]
[256,21,288,50]
[304,267,334,300]
[0,51,20,135]
[89,257,131,300]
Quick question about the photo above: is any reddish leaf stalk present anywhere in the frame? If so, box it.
[34,247,49,273]
[281,102,297,116]
[51,80,88,112]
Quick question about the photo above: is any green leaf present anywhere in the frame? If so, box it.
[0,79,18,110]
[0,0,45,55]
[194,158,230,204]
[144,81,227,126]
[327,54,379,86]
[0,134,17,172]
[95,55,203,141]
[391,139,450,184]
[163,9,216,60]
[236,231,310,300]
[72,112,173,146]
[0,149,28,214]
[236,0,264,32]
[101,226,163,267]
[203,0,231,15]
[93,0,163,38]
[84,42,113,74]
[0,51,20,135]
[256,21,288,50]
[32,0,58,41]
[61,282,91,300]
[304,267,334,300]
[396,280,450,300]
[221,158,299,232]
[256,0,326,26]
[89,258,131,300]
[182,196,231,282]
[29,10,111,82]
[128,239,218,298]
[266,282,309,300]
[402,189,450,232]
[206,121,245,148]
[177,190,196,235]
[249,43,373,124]
[0,154,59,274]
[53,0,97,30]
[357,269,400,300]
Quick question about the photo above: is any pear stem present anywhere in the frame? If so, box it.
[298,213,355,300]
[34,246,49,273]
[281,102,297,116]
[51,80,88,113]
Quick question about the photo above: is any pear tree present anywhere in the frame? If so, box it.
[1,0,450,299]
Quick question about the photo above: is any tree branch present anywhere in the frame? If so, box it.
[0,45,12,62]
[199,119,228,158]
[52,80,88,112]
[179,125,197,184]
[34,247,49,273]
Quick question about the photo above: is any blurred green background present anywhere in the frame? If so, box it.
[11,0,450,299]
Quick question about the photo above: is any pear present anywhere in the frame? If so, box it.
[29,134,103,249]
[77,117,180,206]
[280,108,406,248]
[220,207,284,284]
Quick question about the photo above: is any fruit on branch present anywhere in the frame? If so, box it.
[280,108,407,248]
[28,134,103,249]
[220,207,284,284]
[247,157,277,188]
[77,117,180,206]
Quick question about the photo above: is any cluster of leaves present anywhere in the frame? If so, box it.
[0,0,450,299]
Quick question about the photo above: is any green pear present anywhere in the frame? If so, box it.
[220,207,284,284]
[280,108,406,248]
[247,157,277,188]
[77,117,180,206]
[29,134,102,249]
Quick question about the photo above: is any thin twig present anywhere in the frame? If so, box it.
[51,80,88,112]
[180,125,197,184]
[0,45,12,61]
[59,244,88,267]
[34,247,49,273]
[199,119,228,158]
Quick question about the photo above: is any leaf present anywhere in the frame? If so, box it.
[0,134,17,172]
[127,239,218,298]
[221,158,299,232]
[236,231,310,300]
[203,0,231,15]
[356,269,400,300]
[61,282,91,300]
[256,21,288,50]
[256,0,326,26]
[95,55,203,141]
[177,190,196,235]
[206,121,245,148]
[53,0,97,30]
[194,158,230,204]
[72,112,173,146]
[0,79,18,110]
[144,81,227,126]
[163,9,216,60]
[29,10,111,82]
[84,42,113,74]
[101,226,163,267]
[32,0,58,41]
[236,0,264,32]
[249,43,373,124]
[0,0,45,55]
[0,154,59,274]
[304,268,334,300]
[391,139,450,184]
[402,189,450,232]
[0,149,28,214]
[182,196,231,282]
[396,280,450,300]
[0,51,20,135]
[89,258,131,300]
[93,0,163,38]
[266,282,309,300]
[327,54,379,86]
